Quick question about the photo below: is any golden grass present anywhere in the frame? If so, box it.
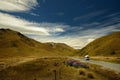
[86,63,120,80]
[0,29,76,58]
[91,56,120,64]
[0,57,120,80]
[79,32,120,56]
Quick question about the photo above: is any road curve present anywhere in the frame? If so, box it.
[72,58,120,73]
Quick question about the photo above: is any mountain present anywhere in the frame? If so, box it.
[79,32,120,56]
[0,29,75,58]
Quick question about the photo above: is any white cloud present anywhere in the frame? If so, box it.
[0,12,66,35]
[30,13,40,16]
[80,26,120,36]
[51,28,64,32]
[0,12,119,49]
[73,10,107,21]
[0,10,120,49]
[28,24,120,49]
[87,38,95,43]
[28,35,96,49]
[0,0,38,12]
[0,0,119,49]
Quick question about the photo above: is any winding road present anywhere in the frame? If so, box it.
[1,57,120,73]
[72,57,120,73]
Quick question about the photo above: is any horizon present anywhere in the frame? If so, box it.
[0,0,120,49]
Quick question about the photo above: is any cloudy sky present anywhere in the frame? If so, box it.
[0,0,120,49]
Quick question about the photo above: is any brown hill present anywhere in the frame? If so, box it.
[0,29,75,58]
[79,32,120,56]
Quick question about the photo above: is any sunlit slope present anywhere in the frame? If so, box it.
[79,32,120,56]
[0,29,75,57]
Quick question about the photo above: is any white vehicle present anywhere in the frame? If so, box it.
[84,55,90,60]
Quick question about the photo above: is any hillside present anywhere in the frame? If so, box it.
[79,32,120,56]
[0,29,75,58]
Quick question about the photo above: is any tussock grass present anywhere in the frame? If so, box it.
[87,72,95,79]
[86,63,120,80]
[0,29,76,58]
[79,70,86,76]
[79,32,120,56]
[0,57,120,80]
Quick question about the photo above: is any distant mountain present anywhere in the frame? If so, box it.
[0,29,75,58]
[79,32,120,56]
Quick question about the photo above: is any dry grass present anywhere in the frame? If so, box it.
[0,57,120,80]
[86,63,120,80]
[91,56,120,64]
[0,29,76,58]
[79,32,120,56]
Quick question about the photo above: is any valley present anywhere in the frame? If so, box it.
[0,29,120,80]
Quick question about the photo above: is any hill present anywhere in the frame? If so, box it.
[0,29,75,58]
[79,32,120,56]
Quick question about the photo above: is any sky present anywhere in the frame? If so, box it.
[0,0,120,49]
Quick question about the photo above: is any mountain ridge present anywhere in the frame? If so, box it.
[78,32,120,56]
[0,28,75,58]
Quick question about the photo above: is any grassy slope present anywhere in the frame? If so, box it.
[0,29,75,58]
[0,57,119,80]
[79,32,120,56]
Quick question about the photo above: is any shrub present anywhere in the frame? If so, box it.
[79,70,86,76]
[87,73,95,79]
[66,59,89,68]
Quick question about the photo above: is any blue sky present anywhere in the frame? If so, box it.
[0,0,120,48]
